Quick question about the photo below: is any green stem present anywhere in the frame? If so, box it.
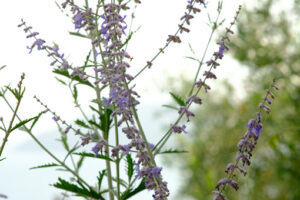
[188,10,221,96]
[114,115,121,200]
[1,96,91,188]
[0,96,21,157]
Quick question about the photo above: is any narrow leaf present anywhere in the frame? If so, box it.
[169,92,186,106]
[121,179,146,200]
[53,178,105,199]
[53,69,93,88]
[76,156,85,171]
[69,32,89,39]
[10,116,36,133]
[88,120,101,130]
[73,85,78,100]
[75,119,91,129]
[97,170,106,191]
[30,163,59,170]
[73,152,114,162]
[162,104,178,111]
[126,154,134,183]
[159,149,188,154]
[29,112,43,131]
[0,65,7,71]
[54,77,67,85]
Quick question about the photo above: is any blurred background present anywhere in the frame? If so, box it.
[0,0,299,200]
[167,0,300,200]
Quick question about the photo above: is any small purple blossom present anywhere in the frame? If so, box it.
[52,116,58,121]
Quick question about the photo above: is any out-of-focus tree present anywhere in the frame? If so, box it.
[169,0,300,199]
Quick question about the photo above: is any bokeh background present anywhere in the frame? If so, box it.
[0,0,299,200]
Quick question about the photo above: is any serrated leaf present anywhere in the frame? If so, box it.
[88,120,101,130]
[126,154,134,183]
[89,105,101,116]
[162,104,178,111]
[53,69,93,88]
[107,174,128,187]
[61,134,69,151]
[29,112,43,131]
[169,92,186,106]
[97,170,106,191]
[10,116,36,133]
[73,152,114,162]
[69,32,89,39]
[100,109,113,133]
[5,86,19,100]
[53,178,105,199]
[30,163,59,170]
[159,149,188,154]
[121,179,146,200]
[75,119,91,129]
[83,51,91,70]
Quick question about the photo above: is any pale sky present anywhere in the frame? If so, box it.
[0,0,244,200]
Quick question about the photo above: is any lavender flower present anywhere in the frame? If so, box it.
[213,79,279,199]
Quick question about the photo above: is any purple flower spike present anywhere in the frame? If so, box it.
[74,13,83,29]
[151,167,162,178]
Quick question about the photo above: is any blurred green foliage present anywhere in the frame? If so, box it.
[171,0,300,199]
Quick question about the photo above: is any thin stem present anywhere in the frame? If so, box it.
[1,96,91,188]
[114,115,121,199]
[188,8,222,96]
[0,97,21,157]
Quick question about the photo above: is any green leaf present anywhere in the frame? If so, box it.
[0,65,7,71]
[63,143,80,162]
[0,157,6,162]
[88,120,101,130]
[169,92,186,106]
[73,152,114,162]
[121,179,146,200]
[73,85,78,100]
[162,104,178,111]
[75,119,91,129]
[29,112,43,131]
[30,163,59,170]
[69,32,89,39]
[5,86,19,100]
[159,149,188,154]
[83,51,91,70]
[117,32,133,50]
[10,116,36,133]
[54,77,67,85]
[76,155,85,171]
[53,69,93,88]
[126,154,134,183]
[89,105,101,116]
[53,178,105,199]
[60,132,69,151]
[100,109,113,133]
[97,170,106,191]
[185,56,200,63]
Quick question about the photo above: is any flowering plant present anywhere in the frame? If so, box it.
[0,0,279,200]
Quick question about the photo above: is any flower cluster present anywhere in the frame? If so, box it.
[18,20,75,73]
[170,5,242,135]
[213,79,279,200]
[167,0,206,44]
